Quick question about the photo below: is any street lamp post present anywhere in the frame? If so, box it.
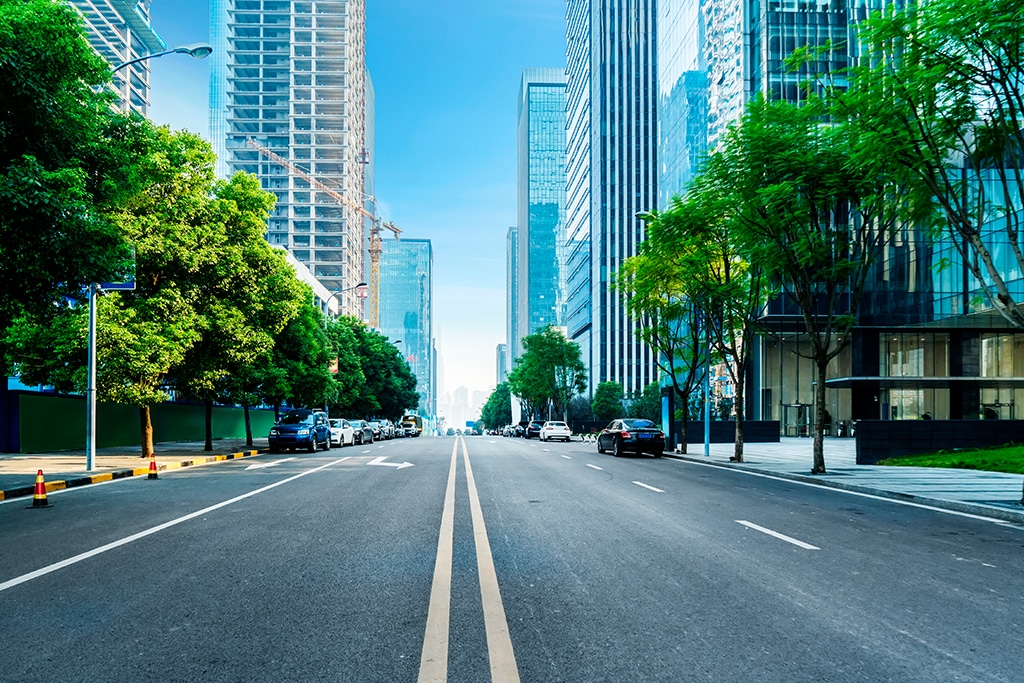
[323,282,368,327]
[85,43,214,471]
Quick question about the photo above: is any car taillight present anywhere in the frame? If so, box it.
[621,431,631,439]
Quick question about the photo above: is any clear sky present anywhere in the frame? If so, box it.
[146,0,567,403]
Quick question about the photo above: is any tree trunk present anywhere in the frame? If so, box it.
[732,373,745,462]
[140,405,154,458]
[244,404,253,447]
[204,398,213,451]
[677,419,688,454]
[811,360,828,474]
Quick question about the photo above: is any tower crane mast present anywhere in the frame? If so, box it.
[245,138,400,328]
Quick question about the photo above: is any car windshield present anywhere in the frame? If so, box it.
[547,422,567,427]
[623,419,656,429]
[279,412,313,425]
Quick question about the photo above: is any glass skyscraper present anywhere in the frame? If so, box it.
[506,226,519,364]
[516,68,567,356]
[70,0,166,116]
[565,0,661,396]
[209,0,369,318]
[379,239,434,419]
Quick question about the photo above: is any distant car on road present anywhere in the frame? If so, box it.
[524,421,543,439]
[539,421,572,442]
[348,419,374,444]
[597,418,665,457]
[268,409,331,453]
[329,418,354,447]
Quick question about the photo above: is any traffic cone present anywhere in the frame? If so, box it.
[147,453,158,480]
[29,470,52,508]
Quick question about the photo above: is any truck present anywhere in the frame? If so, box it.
[401,414,423,437]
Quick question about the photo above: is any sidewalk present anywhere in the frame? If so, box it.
[0,439,267,501]
[664,437,1024,525]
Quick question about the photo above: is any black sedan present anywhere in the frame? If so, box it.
[596,418,665,457]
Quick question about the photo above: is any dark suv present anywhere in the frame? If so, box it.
[268,409,331,453]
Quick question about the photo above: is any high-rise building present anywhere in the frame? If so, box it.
[70,0,166,116]
[496,343,508,385]
[506,226,519,363]
[517,68,568,348]
[209,0,369,317]
[565,0,660,396]
[378,239,434,419]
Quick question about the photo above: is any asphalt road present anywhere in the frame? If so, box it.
[1,435,1022,682]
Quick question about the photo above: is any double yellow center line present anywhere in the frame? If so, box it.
[418,438,520,683]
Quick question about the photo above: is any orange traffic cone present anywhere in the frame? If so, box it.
[147,453,158,480]
[29,470,52,508]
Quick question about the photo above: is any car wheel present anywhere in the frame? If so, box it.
[652,448,663,458]
[322,435,331,450]
[612,438,623,457]
[308,435,318,453]
[269,445,279,454]
[368,434,374,444]
[597,437,605,454]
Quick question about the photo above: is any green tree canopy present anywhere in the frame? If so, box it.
[591,381,624,422]
[508,326,587,421]
[478,382,512,430]
[0,0,142,332]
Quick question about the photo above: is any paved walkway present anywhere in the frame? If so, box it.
[665,437,1024,524]
[4,436,1023,525]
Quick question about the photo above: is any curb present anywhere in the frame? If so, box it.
[0,450,261,502]
[664,452,1024,526]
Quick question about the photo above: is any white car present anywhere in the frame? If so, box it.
[329,418,355,447]
[539,421,572,442]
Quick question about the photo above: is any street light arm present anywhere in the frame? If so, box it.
[111,43,213,73]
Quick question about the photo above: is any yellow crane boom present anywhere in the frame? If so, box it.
[245,138,400,327]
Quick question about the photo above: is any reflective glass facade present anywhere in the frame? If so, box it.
[566,0,661,396]
[379,239,434,418]
[209,0,369,317]
[506,226,519,364]
[517,69,568,354]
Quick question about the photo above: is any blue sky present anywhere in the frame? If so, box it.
[147,0,567,402]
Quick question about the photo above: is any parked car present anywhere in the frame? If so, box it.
[370,418,394,439]
[268,409,332,453]
[524,421,543,439]
[329,418,355,447]
[596,418,665,457]
[348,419,375,444]
[539,421,572,442]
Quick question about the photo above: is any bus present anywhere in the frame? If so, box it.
[401,414,423,437]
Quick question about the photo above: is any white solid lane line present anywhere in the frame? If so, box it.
[586,464,604,471]
[0,457,352,593]
[418,441,458,683]
[736,520,820,550]
[633,481,665,493]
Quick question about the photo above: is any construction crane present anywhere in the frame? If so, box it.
[245,138,400,328]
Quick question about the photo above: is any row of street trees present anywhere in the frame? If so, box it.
[0,1,417,455]
[617,0,1024,473]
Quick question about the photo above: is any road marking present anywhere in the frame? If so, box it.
[633,481,664,493]
[586,464,603,471]
[462,440,521,682]
[367,456,414,470]
[736,520,820,550]
[244,458,295,470]
[418,442,458,682]
[0,457,351,593]
[561,455,572,460]
[542,449,551,452]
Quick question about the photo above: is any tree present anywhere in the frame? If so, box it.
[171,173,303,450]
[842,0,1024,328]
[507,326,587,421]
[619,205,709,452]
[0,0,141,334]
[591,381,624,422]
[711,95,907,472]
[627,382,662,423]
[478,382,512,430]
